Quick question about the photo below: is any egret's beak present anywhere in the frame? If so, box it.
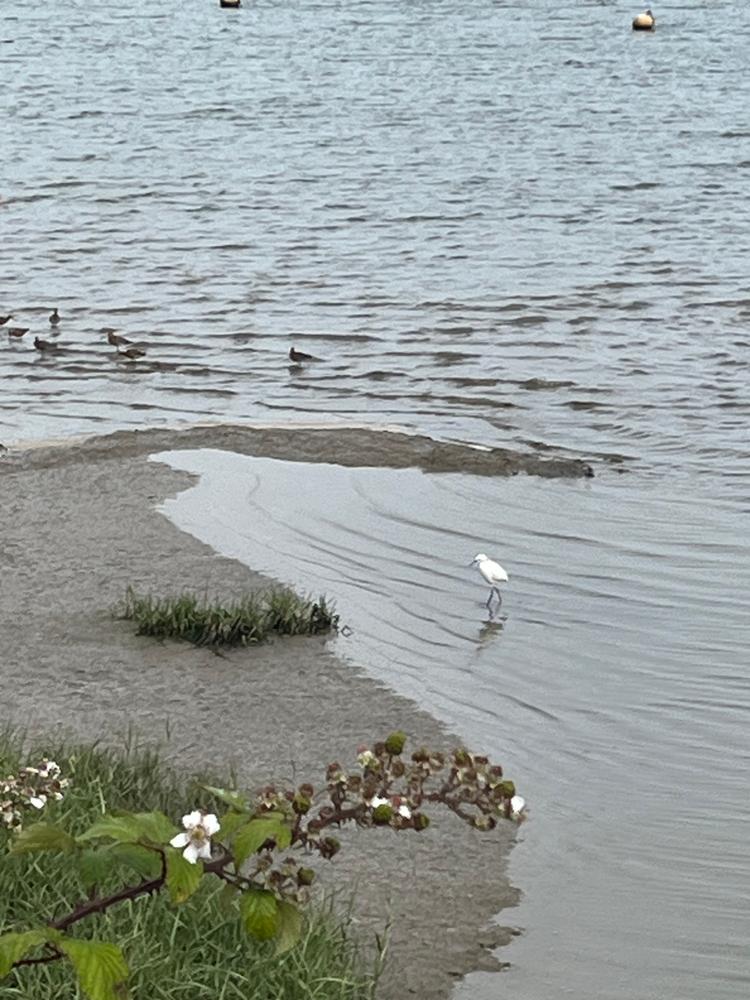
[468,559,477,567]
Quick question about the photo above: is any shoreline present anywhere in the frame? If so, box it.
[0,420,594,479]
[0,426,522,999]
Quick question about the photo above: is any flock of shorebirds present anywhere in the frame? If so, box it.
[0,309,147,360]
[1,309,319,366]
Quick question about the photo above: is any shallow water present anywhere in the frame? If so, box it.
[2,0,749,995]
[156,448,750,1000]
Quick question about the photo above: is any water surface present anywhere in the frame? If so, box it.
[1,1,749,996]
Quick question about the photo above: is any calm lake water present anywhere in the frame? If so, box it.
[2,1,749,997]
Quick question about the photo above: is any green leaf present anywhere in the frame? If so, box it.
[59,938,129,1000]
[203,786,249,812]
[0,929,51,977]
[165,849,203,904]
[275,900,303,955]
[233,817,292,867]
[239,889,279,941]
[10,823,76,856]
[109,843,162,879]
[78,812,175,847]
[76,849,113,892]
[77,815,148,845]
[218,810,251,839]
[128,812,176,844]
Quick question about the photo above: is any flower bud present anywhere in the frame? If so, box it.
[411,747,430,763]
[372,803,394,825]
[384,731,407,756]
[297,867,316,886]
[413,813,430,831]
[320,836,341,858]
[498,780,516,798]
[293,793,312,814]
[299,783,314,799]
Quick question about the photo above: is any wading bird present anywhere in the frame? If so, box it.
[289,347,316,363]
[34,336,58,352]
[118,346,146,360]
[7,327,29,339]
[106,330,131,347]
[470,553,509,609]
[49,308,60,326]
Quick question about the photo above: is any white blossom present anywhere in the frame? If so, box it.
[510,795,527,820]
[170,810,220,864]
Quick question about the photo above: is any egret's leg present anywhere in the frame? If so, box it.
[493,587,503,606]
[486,590,493,609]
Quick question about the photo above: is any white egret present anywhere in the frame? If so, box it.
[470,553,509,609]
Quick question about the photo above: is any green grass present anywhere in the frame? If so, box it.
[0,732,375,1000]
[117,587,339,647]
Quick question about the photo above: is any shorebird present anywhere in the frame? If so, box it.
[34,336,58,351]
[49,308,60,326]
[0,314,13,326]
[470,553,509,609]
[106,330,131,347]
[118,346,146,360]
[289,347,316,363]
[7,326,29,338]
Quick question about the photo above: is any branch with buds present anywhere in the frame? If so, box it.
[0,734,525,1000]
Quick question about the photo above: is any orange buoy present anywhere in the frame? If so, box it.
[632,9,655,31]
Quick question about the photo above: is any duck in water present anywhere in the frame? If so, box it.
[0,314,13,326]
[7,327,29,339]
[105,329,131,347]
[289,347,316,363]
[118,346,146,360]
[34,336,58,352]
[49,308,61,326]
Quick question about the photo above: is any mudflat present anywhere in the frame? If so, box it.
[0,426,522,999]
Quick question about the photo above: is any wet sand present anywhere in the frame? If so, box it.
[0,425,524,999]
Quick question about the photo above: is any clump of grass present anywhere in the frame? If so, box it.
[0,731,375,1000]
[117,587,339,647]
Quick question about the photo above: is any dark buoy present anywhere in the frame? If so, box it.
[632,9,655,31]
[219,0,241,8]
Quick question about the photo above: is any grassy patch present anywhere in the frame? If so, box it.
[0,732,375,1000]
[117,587,339,647]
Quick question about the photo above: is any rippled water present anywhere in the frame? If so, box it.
[3,0,750,488]
[2,1,749,996]
[157,449,750,1000]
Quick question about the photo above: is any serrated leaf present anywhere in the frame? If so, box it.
[0,929,51,977]
[218,810,251,839]
[274,900,303,955]
[109,843,162,879]
[239,889,279,941]
[233,817,293,867]
[76,849,113,892]
[78,812,175,847]
[77,815,148,845]
[10,823,76,856]
[128,812,177,844]
[202,786,249,812]
[59,938,129,1000]
[166,848,203,904]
